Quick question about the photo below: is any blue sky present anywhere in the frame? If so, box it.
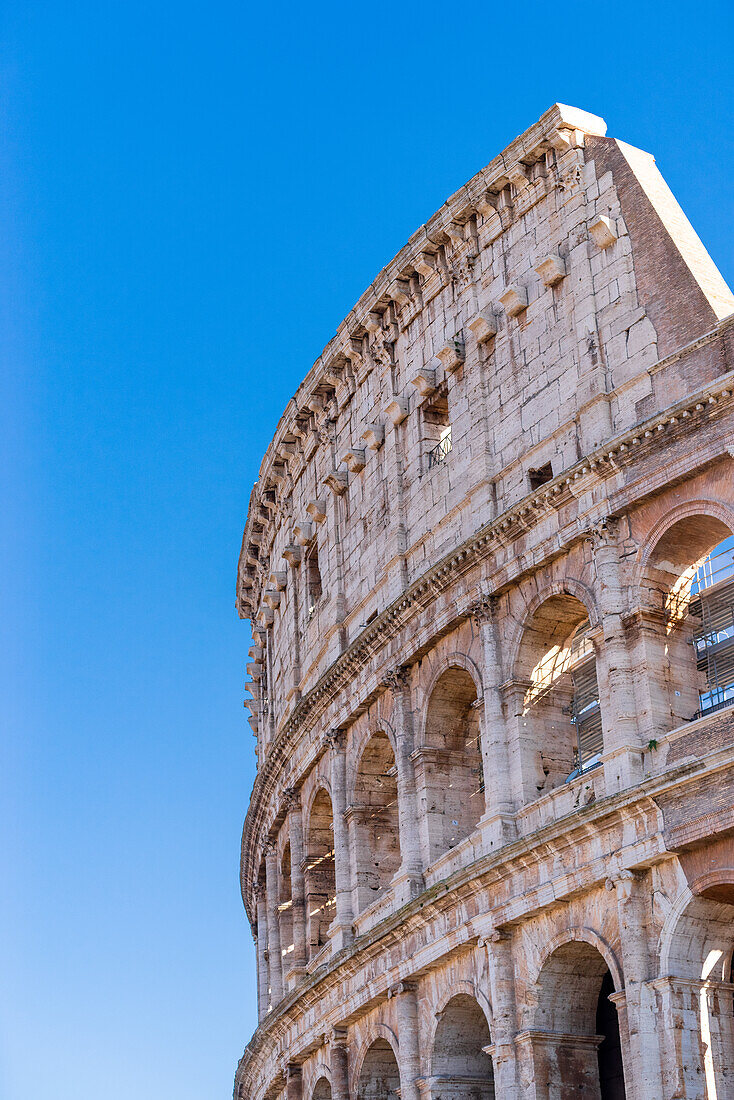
[1,2,732,1098]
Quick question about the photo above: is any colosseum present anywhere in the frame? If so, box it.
[234,104,734,1100]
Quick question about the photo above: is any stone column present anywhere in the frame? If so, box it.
[285,1063,302,1100]
[605,869,664,1100]
[264,842,283,1004]
[484,930,520,1100]
[591,518,644,793]
[327,1028,350,1100]
[255,883,269,1022]
[326,729,354,951]
[383,667,425,902]
[470,596,517,848]
[391,981,421,1100]
[286,787,308,983]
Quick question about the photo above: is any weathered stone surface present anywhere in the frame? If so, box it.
[233,104,734,1100]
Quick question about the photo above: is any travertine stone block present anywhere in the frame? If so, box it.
[341,448,366,473]
[409,367,437,398]
[306,499,327,523]
[534,254,567,286]
[589,214,617,249]
[293,520,313,545]
[386,398,409,426]
[436,339,465,373]
[361,423,385,450]
[468,310,498,342]
[499,284,529,316]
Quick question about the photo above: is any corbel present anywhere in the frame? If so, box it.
[385,397,409,426]
[323,470,349,496]
[268,571,287,591]
[436,337,465,373]
[534,254,566,286]
[282,544,302,566]
[589,214,618,250]
[467,310,498,343]
[506,162,529,191]
[499,284,528,317]
[305,499,327,523]
[293,520,313,546]
[409,366,437,398]
[341,447,366,473]
[361,423,385,450]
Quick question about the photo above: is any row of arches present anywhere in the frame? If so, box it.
[256,515,734,1016]
[259,871,734,1100]
[298,945,627,1100]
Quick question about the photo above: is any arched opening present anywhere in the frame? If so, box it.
[431,993,495,1099]
[350,732,401,913]
[312,1076,332,1100]
[279,842,294,968]
[357,1038,401,1100]
[513,593,601,798]
[415,667,484,864]
[640,519,734,735]
[533,941,626,1099]
[662,884,734,1098]
[305,788,336,959]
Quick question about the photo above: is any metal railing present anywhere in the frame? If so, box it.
[427,429,452,469]
[689,537,734,719]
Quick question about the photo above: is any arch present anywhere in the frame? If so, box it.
[348,721,398,804]
[510,588,602,798]
[353,1026,401,1100]
[506,577,599,679]
[304,786,336,959]
[414,665,484,864]
[430,992,495,1100]
[532,936,627,1098]
[431,978,493,1039]
[349,731,401,913]
[309,1073,332,1100]
[418,652,484,724]
[535,927,624,994]
[635,509,734,734]
[635,498,734,583]
[657,873,734,1099]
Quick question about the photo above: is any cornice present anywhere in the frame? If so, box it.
[240,371,734,921]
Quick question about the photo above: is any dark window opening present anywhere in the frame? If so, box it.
[529,462,553,491]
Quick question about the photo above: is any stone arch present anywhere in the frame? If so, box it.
[530,935,627,1099]
[430,978,493,1039]
[510,585,602,799]
[304,785,336,959]
[506,577,599,680]
[413,663,484,864]
[656,871,734,1099]
[430,991,495,1100]
[348,721,398,804]
[308,1070,332,1100]
[635,498,734,583]
[534,927,624,993]
[349,730,401,913]
[417,652,484,723]
[635,505,734,734]
[353,1025,401,1100]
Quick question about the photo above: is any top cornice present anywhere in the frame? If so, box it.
[236,104,608,611]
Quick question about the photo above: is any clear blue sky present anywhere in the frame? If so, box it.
[1,2,732,1098]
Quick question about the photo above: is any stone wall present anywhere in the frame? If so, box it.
[234,105,734,1100]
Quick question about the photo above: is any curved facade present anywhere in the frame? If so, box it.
[234,104,734,1100]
